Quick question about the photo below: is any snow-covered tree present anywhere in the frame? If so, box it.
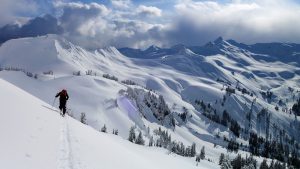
[221,155,233,169]
[179,111,187,122]
[112,129,118,135]
[269,160,275,169]
[179,142,186,156]
[273,161,285,169]
[170,114,176,129]
[158,95,170,117]
[244,155,257,169]
[241,164,255,169]
[135,131,145,145]
[80,112,87,124]
[196,154,201,162]
[103,73,118,81]
[227,139,239,152]
[128,126,136,142]
[125,87,171,123]
[101,124,107,133]
[200,146,205,160]
[231,154,242,169]
[292,98,300,116]
[259,159,269,169]
[191,143,196,157]
[219,153,225,165]
[73,71,81,76]
[185,146,192,157]
[149,136,154,146]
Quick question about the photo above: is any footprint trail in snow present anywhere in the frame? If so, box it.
[58,116,74,169]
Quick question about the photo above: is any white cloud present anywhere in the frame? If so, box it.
[54,1,110,16]
[170,0,300,45]
[3,0,300,48]
[54,2,110,37]
[0,0,38,26]
[53,2,165,49]
[111,0,132,9]
[55,0,300,48]
[136,5,162,17]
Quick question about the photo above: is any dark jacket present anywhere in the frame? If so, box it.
[55,90,69,106]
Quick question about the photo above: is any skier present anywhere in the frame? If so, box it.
[55,89,69,116]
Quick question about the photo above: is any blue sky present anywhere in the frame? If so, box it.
[1,0,300,48]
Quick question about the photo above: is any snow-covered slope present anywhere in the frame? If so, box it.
[1,35,300,167]
[0,78,218,169]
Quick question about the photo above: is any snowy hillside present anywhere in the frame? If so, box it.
[1,35,300,168]
[0,79,219,169]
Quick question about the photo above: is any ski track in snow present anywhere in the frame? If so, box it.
[59,116,75,169]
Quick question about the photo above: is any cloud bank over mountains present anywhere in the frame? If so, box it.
[0,0,300,49]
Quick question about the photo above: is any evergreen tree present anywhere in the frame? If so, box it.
[269,160,274,169]
[112,129,118,135]
[179,112,187,122]
[158,95,170,117]
[230,120,241,137]
[228,139,239,152]
[260,159,269,169]
[101,124,107,133]
[231,154,242,169]
[221,155,233,169]
[135,131,145,145]
[290,148,300,168]
[200,146,205,160]
[191,143,196,157]
[171,115,176,128]
[263,141,270,158]
[274,161,285,169]
[241,164,255,169]
[128,126,136,142]
[219,153,225,165]
[249,132,259,155]
[180,143,185,156]
[222,110,229,127]
[149,136,154,146]
[80,112,87,124]
[185,146,191,157]
[196,154,201,162]
[244,155,257,169]
[292,98,300,116]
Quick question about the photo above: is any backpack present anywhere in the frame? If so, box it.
[61,89,67,97]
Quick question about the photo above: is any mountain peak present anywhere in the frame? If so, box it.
[213,36,225,45]
[202,37,226,48]
[145,45,161,52]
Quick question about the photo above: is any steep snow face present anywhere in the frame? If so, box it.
[0,35,78,73]
[0,79,61,169]
[0,79,219,169]
[1,35,300,165]
[0,35,131,76]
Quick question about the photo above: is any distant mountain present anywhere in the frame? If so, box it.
[119,37,300,65]
[0,14,63,44]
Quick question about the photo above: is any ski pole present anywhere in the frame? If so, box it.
[52,97,56,108]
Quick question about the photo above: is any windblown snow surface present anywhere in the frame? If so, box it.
[0,35,300,168]
[0,79,217,169]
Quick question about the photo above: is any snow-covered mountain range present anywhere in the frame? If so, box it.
[0,34,299,168]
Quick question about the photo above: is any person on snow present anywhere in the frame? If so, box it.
[55,89,69,116]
